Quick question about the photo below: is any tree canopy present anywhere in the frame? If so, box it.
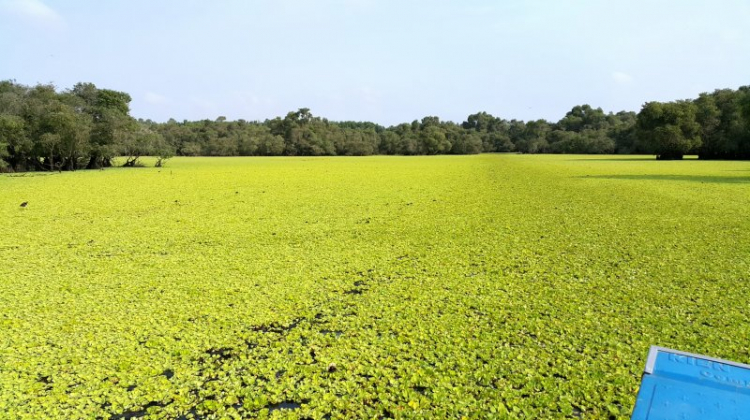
[1,80,748,171]
[0,80,173,171]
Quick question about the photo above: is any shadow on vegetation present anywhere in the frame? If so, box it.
[3,172,60,177]
[102,271,383,420]
[267,401,304,413]
[566,158,658,162]
[579,174,750,184]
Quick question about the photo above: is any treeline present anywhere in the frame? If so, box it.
[0,81,172,172]
[143,87,750,160]
[2,81,749,171]
[146,106,636,158]
[636,87,750,160]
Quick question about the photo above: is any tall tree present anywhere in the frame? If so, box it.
[69,83,136,168]
[636,101,701,160]
[558,105,608,132]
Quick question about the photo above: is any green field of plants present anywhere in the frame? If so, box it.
[1,155,749,419]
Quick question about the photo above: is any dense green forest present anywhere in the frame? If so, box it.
[1,80,748,171]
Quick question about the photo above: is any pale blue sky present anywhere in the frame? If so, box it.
[1,0,748,125]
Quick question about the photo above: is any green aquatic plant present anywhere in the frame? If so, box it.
[1,155,749,419]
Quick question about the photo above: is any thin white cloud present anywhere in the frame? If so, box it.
[720,29,742,44]
[612,71,634,84]
[1,0,64,28]
[359,86,381,104]
[144,91,169,105]
[336,0,373,8]
[189,97,219,118]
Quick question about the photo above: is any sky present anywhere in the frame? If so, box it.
[1,0,749,126]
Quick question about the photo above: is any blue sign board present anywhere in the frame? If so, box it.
[631,346,750,420]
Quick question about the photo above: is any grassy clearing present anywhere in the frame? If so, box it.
[1,155,749,419]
